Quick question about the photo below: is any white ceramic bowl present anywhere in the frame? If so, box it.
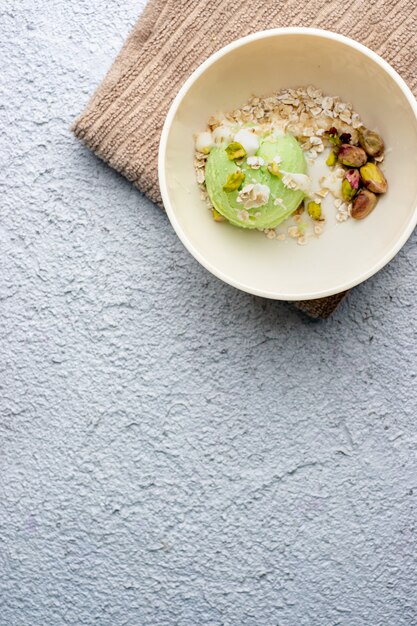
[158,28,417,300]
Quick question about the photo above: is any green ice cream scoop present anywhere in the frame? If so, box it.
[205,134,307,229]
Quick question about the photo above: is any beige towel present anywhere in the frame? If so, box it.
[72,0,417,319]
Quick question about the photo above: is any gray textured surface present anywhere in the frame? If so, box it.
[1,2,417,625]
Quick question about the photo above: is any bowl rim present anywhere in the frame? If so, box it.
[158,27,417,301]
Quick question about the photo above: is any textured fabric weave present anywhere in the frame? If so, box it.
[72,0,417,319]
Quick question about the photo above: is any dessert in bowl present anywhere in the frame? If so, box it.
[158,28,417,300]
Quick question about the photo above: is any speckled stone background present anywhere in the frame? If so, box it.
[1,2,417,625]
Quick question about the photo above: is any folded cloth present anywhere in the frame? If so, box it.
[72,0,417,319]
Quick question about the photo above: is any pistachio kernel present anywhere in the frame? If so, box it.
[338,144,367,168]
[342,178,358,202]
[345,168,361,189]
[359,162,388,194]
[325,127,341,148]
[267,162,282,177]
[326,151,337,167]
[358,128,384,158]
[212,208,226,222]
[351,189,378,220]
[307,201,324,221]
[223,170,246,192]
[225,141,246,160]
[342,169,361,202]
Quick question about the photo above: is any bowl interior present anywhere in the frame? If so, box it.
[161,31,417,299]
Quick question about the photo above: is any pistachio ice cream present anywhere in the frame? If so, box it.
[205,132,308,229]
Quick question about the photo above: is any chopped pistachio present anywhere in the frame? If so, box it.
[212,208,226,222]
[223,170,245,192]
[307,201,323,221]
[267,161,282,177]
[325,127,341,147]
[225,141,246,160]
[326,151,337,167]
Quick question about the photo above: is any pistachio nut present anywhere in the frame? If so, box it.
[351,189,378,220]
[267,162,282,177]
[338,144,367,168]
[325,127,341,148]
[212,208,226,222]
[225,141,246,160]
[345,168,361,189]
[326,151,337,167]
[358,128,384,158]
[223,170,245,192]
[307,201,323,221]
[341,179,356,202]
[359,162,388,194]
[341,169,360,202]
